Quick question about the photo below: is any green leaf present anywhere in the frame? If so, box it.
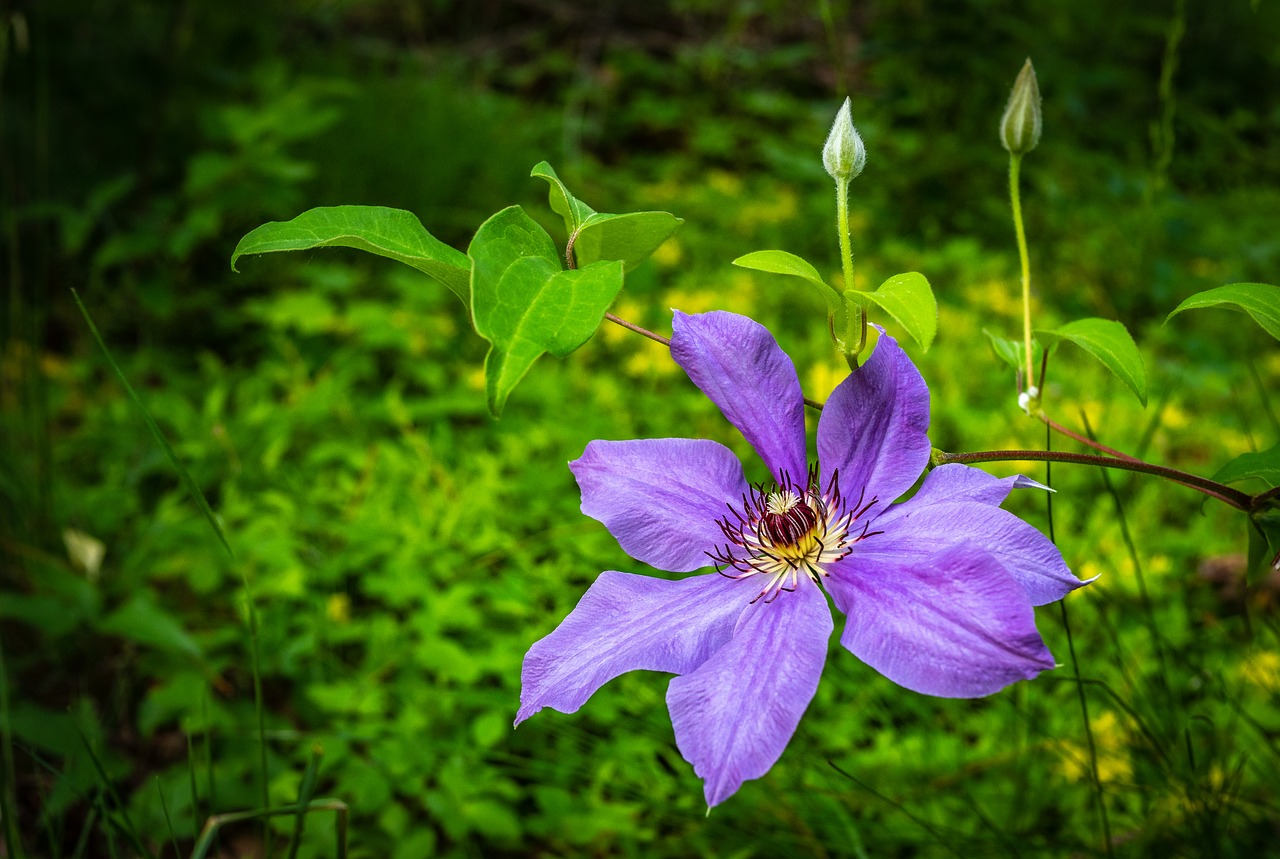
[98,595,203,659]
[573,211,683,273]
[863,272,938,352]
[732,250,842,319]
[531,163,681,272]
[530,161,596,235]
[1165,282,1280,341]
[1038,318,1148,406]
[1211,442,1280,488]
[469,206,624,416]
[982,329,1048,374]
[231,206,472,304]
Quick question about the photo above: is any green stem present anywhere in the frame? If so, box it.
[1009,153,1034,390]
[835,179,864,355]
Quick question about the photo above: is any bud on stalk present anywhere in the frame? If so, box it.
[823,97,866,183]
[1000,59,1042,155]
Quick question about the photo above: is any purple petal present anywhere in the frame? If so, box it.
[517,571,755,725]
[666,579,832,807]
[571,438,749,573]
[910,463,1050,508]
[670,310,807,484]
[818,329,931,507]
[825,545,1055,698]
[867,498,1086,605]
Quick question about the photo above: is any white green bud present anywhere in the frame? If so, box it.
[1000,59,1042,156]
[822,97,866,182]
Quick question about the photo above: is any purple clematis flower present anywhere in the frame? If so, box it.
[516,310,1086,807]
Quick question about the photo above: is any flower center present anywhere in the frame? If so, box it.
[709,465,881,604]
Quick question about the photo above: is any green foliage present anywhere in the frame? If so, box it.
[468,206,623,415]
[1039,318,1148,406]
[532,162,683,272]
[1212,442,1280,489]
[983,330,1049,376]
[859,272,938,353]
[7,3,1280,858]
[732,249,842,319]
[1166,283,1280,341]
[232,207,472,304]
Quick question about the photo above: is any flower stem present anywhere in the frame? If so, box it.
[604,312,670,346]
[1009,153,1034,391]
[835,179,864,355]
[935,448,1252,510]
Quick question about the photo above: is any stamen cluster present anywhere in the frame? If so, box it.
[709,465,881,604]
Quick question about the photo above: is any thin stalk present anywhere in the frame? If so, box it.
[604,312,669,347]
[835,179,864,354]
[934,449,1252,510]
[1009,153,1034,390]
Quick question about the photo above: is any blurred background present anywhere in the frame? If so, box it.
[3,0,1280,856]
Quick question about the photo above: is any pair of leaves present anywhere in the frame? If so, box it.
[231,165,682,416]
[731,250,937,352]
[986,318,1148,406]
[1166,282,1280,341]
[468,206,623,415]
[531,162,683,273]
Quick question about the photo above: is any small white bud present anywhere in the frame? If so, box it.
[822,97,866,182]
[1018,385,1041,415]
[1000,59,1042,156]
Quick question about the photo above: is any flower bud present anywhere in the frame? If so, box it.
[1000,59,1042,155]
[822,97,866,182]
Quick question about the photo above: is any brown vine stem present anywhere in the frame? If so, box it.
[1252,484,1280,513]
[1040,414,1138,461]
[935,448,1252,511]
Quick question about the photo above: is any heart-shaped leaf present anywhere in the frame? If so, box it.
[982,329,1049,375]
[231,206,471,304]
[469,206,624,416]
[1211,442,1280,488]
[863,272,938,352]
[531,161,596,236]
[732,250,842,320]
[574,211,683,273]
[1165,282,1280,341]
[532,163,682,273]
[1039,318,1148,406]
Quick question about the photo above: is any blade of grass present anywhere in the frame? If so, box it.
[156,778,180,859]
[75,723,154,859]
[0,634,21,859]
[826,761,965,858]
[286,748,323,859]
[69,290,235,560]
[185,732,201,843]
[1047,422,1113,857]
[72,290,270,838]
[190,800,348,859]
